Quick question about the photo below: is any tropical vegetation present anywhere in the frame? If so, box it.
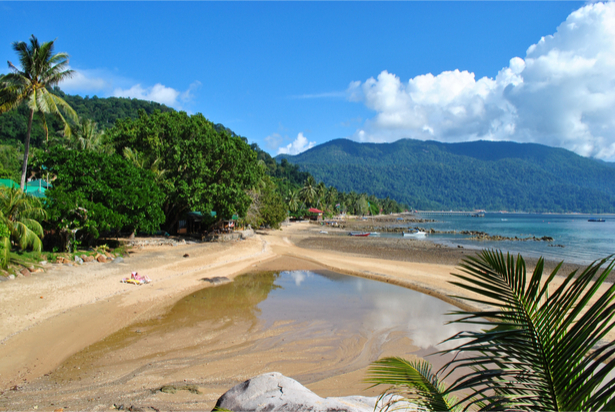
[39,147,166,250]
[279,138,615,213]
[0,35,404,254]
[0,35,78,189]
[367,250,615,411]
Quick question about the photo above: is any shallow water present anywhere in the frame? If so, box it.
[410,212,615,265]
[18,270,472,410]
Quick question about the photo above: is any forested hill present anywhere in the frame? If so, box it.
[277,138,615,213]
[0,88,174,148]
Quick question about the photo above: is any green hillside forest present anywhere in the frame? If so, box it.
[278,138,615,213]
[0,86,406,253]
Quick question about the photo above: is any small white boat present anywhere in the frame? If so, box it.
[369,232,380,237]
[403,230,427,238]
[319,230,328,234]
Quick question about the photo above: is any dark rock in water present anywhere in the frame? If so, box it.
[202,276,231,285]
[213,372,404,412]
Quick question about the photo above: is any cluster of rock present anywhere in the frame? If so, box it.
[460,230,554,242]
[0,264,44,280]
[57,250,123,266]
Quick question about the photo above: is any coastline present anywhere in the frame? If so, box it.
[0,221,611,410]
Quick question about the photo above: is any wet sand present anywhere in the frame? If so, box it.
[0,221,611,411]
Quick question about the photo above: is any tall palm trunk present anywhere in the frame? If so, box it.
[20,108,34,190]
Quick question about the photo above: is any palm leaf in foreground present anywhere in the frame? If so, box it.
[442,250,615,411]
[368,250,615,411]
[367,357,459,412]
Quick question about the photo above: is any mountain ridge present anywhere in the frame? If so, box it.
[277,138,615,213]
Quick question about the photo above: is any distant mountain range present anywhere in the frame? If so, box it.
[278,139,615,213]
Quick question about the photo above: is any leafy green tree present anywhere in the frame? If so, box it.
[258,176,288,228]
[40,147,165,249]
[0,35,78,189]
[368,250,615,411]
[106,110,262,231]
[0,187,46,252]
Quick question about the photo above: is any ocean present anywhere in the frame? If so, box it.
[410,213,615,266]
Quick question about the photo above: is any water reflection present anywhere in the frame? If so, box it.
[258,270,469,351]
[43,269,474,405]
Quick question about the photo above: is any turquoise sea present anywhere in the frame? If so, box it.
[410,213,615,265]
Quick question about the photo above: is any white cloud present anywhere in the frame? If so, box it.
[349,2,615,160]
[112,81,200,109]
[112,83,176,107]
[264,133,284,151]
[277,132,316,155]
[61,68,110,93]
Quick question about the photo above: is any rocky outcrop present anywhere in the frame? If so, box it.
[213,372,409,412]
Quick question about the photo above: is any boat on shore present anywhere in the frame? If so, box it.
[349,232,370,237]
[402,230,427,238]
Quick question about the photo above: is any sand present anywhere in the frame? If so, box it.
[0,220,612,411]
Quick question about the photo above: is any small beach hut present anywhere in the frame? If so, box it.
[307,207,323,221]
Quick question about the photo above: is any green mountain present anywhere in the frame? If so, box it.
[277,139,615,213]
[0,88,174,148]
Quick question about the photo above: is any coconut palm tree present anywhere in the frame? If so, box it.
[123,147,166,182]
[315,182,327,208]
[367,250,615,411]
[299,176,317,207]
[0,35,78,190]
[287,189,299,213]
[0,187,46,252]
[67,119,104,151]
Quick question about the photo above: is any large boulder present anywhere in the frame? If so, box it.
[213,372,391,412]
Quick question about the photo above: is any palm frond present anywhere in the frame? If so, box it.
[367,357,459,412]
[442,250,615,411]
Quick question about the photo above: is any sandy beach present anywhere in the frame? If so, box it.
[0,220,611,411]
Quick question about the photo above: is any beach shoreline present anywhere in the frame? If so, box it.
[0,221,611,410]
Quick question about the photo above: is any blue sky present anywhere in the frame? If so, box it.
[6,1,615,160]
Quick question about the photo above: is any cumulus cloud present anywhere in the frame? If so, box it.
[277,132,316,155]
[113,82,201,109]
[349,2,615,160]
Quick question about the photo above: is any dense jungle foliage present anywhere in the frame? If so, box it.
[279,138,615,213]
[0,89,405,253]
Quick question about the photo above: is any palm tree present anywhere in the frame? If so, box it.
[367,250,615,411]
[316,182,327,208]
[0,187,46,252]
[67,119,104,151]
[123,147,166,182]
[0,35,78,190]
[286,189,299,213]
[299,176,317,207]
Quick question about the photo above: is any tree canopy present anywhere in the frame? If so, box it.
[39,147,165,247]
[106,110,263,230]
